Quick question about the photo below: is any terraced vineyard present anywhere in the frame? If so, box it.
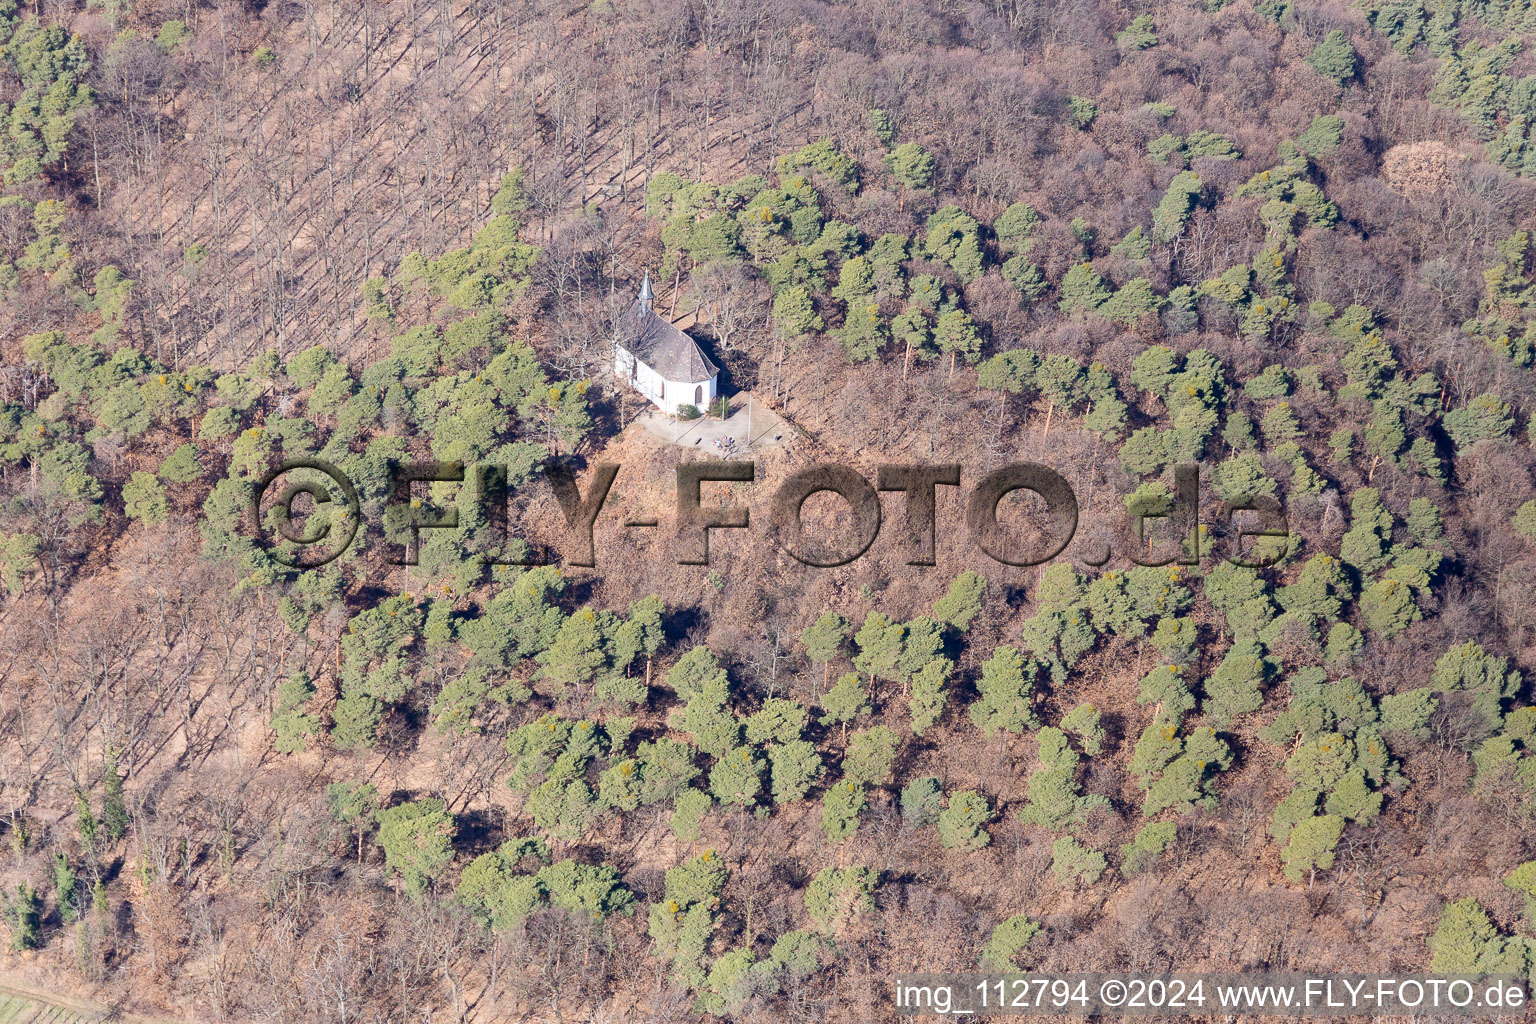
[0,992,98,1024]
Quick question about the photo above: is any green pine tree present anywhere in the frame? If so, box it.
[980,914,1042,969]
[1152,171,1202,244]
[801,611,851,690]
[933,570,987,630]
[1017,727,1107,830]
[969,646,1039,739]
[933,308,982,378]
[0,885,41,951]
[326,780,380,862]
[709,747,765,808]
[101,748,128,841]
[670,788,712,844]
[804,865,878,932]
[537,608,610,695]
[820,781,867,844]
[908,658,951,736]
[768,740,823,804]
[270,671,321,753]
[1307,30,1358,84]
[1058,263,1109,314]
[1279,814,1345,883]
[843,726,900,787]
[819,672,871,741]
[375,798,455,898]
[1050,836,1107,884]
[900,776,943,829]
[993,202,1041,255]
[884,142,935,190]
[52,852,78,924]
[122,471,168,524]
[937,789,994,851]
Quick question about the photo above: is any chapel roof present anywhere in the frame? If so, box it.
[617,274,719,383]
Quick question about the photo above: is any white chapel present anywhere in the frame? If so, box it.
[614,272,720,413]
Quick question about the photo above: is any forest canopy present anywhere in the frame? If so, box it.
[0,0,1532,1021]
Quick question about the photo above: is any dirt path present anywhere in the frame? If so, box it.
[0,974,172,1023]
